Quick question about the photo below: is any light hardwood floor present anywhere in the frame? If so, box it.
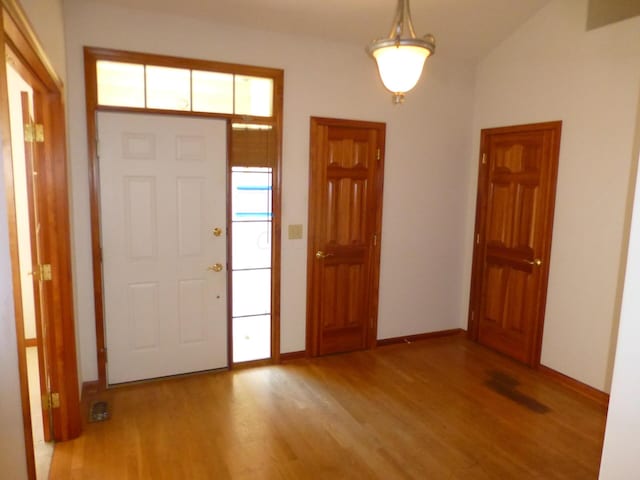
[50,335,606,479]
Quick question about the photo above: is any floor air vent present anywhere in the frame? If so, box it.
[89,400,110,422]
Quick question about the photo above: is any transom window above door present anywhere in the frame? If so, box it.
[96,60,274,117]
[85,47,283,387]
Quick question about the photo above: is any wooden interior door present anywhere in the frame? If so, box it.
[99,112,228,384]
[468,121,562,366]
[20,91,52,442]
[306,117,385,356]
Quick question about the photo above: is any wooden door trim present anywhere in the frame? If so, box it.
[306,116,386,356]
[1,0,82,477]
[467,121,562,366]
[84,47,284,387]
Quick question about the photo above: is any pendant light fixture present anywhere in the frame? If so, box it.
[367,0,436,104]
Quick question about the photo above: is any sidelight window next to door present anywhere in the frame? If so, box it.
[231,167,272,362]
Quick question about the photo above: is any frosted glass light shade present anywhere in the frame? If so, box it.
[366,0,435,103]
[372,45,431,94]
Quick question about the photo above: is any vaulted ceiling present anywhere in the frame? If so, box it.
[81,0,553,61]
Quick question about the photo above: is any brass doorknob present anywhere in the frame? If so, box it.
[207,263,224,272]
[212,227,223,237]
[526,258,543,266]
[315,251,334,259]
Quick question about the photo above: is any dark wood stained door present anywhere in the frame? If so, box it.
[307,117,385,356]
[469,121,562,366]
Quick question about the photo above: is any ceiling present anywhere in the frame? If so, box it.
[81,0,553,61]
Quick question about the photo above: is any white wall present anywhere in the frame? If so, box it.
[0,146,28,480]
[7,66,36,340]
[466,0,640,391]
[62,0,476,382]
[16,0,66,82]
[599,151,640,478]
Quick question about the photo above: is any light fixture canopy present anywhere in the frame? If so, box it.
[367,0,435,104]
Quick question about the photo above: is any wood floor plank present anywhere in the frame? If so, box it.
[50,336,606,479]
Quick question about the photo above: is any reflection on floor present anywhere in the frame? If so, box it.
[26,346,54,479]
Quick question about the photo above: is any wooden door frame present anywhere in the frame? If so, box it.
[467,121,562,366]
[83,47,284,389]
[1,0,82,477]
[306,116,386,356]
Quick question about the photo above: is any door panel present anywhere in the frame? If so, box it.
[98,112,227,384]
[469,122,561,366]
[307,118,385,356]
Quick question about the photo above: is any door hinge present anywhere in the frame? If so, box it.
[476,233,480,245]
[24,123,44,143]
[39,264,52,281]
[42,392,60,410]
[376,148,381,161]
[30,264,52,281]
[481,153,487,165]
[373,234,377,246]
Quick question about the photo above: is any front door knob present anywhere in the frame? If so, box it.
[207,263,224,272]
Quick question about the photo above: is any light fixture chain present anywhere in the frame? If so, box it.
[368,0,435,103]
[389,0,418,40]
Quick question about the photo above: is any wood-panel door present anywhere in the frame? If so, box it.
[307,117,385,356]
[468,121,562,366]
[98,112,228,384]
[20,91,52,442]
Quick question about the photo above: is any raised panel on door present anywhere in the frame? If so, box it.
[99,112,227,384]
[479,261,537,363]
[469,122,561,366]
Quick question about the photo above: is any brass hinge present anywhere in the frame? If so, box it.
[481,153,487,165]
[30,264,52,281]
[376,148,381,161]
[373,234,377,246]
[476,233,480,245]
[24,123,44,143]
[42,392,60,410]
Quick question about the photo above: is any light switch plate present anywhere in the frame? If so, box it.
[288,224,303,240]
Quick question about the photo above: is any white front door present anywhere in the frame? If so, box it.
[98,112,227,384]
